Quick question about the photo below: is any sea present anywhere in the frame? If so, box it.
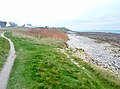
[78,30,120,34]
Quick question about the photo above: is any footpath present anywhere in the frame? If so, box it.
[0,32,16,89]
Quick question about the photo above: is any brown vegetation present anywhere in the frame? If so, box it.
[14,28,68,41]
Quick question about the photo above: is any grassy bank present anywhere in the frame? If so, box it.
[0,36,9,70]
[6,32,120,89]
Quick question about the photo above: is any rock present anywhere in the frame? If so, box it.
[67,33,120,77]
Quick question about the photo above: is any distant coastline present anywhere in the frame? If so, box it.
[78,30,120,34]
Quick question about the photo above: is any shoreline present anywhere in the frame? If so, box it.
[66,32,120,78]
[76,30,120,34]
[76,32,120,47]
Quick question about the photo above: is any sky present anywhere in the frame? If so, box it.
[0,0,120,31]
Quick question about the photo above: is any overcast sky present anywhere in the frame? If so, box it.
[0,0,120,31]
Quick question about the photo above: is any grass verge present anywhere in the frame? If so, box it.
[0,36,9,70]
[6,32,120,89]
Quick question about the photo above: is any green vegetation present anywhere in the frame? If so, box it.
[0,36,9,70]
[6,32,120,89]
[49,27,71,33]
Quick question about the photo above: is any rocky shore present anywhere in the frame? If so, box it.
[66,32,120,78]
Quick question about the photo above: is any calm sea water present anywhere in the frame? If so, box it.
[79,30,120,34]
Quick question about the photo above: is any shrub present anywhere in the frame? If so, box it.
[14,28,68,41]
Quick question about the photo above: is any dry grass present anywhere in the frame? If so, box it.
[14,28,68,41]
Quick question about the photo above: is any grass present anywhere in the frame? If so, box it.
[6,32,120,89]
[0,36,9,70]
[12,33,67,48]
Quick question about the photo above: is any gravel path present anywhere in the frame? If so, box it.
[67,33,120,77]
[0,32,16,89]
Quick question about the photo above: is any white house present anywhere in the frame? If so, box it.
[22,24,33,28]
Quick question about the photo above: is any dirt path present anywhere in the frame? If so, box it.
[67,33,120,77]
[0,32,16,89]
